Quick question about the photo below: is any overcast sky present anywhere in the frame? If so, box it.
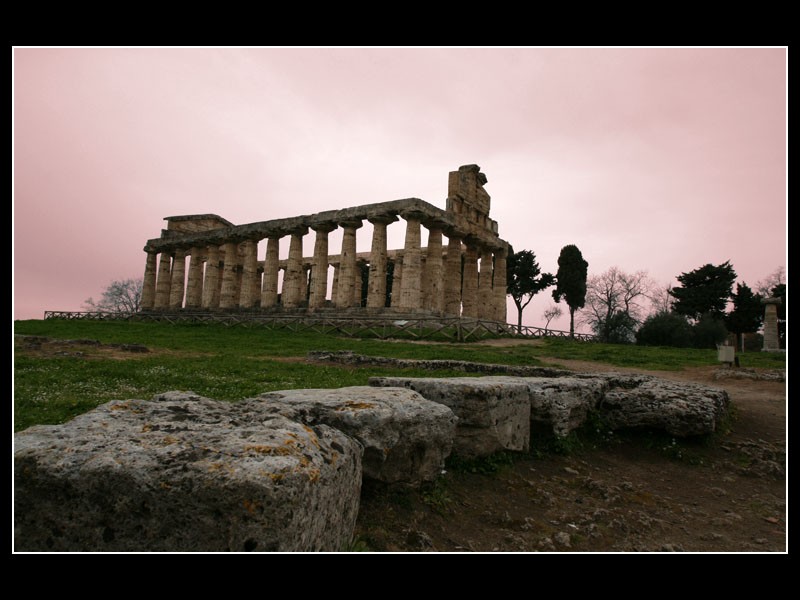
[13,47,786,331]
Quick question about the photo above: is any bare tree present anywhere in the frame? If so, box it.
[581,267,652,342]
[647,283,674,315]
[755,266,786,297]
[84,278,143,313]
[542,305,563,332]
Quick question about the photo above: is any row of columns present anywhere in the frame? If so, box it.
[141,218,508,322]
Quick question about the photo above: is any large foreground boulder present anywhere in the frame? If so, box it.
[599,379,730,436]
[369,377,530,458]
[14,392,362,552]
[259,387,457,486]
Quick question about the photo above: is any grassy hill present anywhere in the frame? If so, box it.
[13,319,785,432]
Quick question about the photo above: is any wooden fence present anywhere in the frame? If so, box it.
[43,311,597,342]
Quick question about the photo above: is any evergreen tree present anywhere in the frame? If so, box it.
[552,245,588,337]
[669,261,737,321]
[506,250,555,329]
[725,282,763,350]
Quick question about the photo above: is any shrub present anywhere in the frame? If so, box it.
[636,312,693,347]
[692,314,728,349]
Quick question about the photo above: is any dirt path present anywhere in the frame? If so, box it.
[355,362,786,552]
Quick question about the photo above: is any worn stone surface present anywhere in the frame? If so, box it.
[470,376,608,437]
[600,379,730,437]
[309,350,570,377]
[712,368,785,382]
[369,377,530,457]
[259,387,456,486]
[14,392,362,552]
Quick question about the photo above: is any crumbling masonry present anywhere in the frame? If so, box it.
[140,165,509,322]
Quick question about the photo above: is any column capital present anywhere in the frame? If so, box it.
[286,226,309,237]
[311,222,338,234]
[463,235,482,250]
[338,219,363,230]
[399,209,425,222]
[367,213,398,226]
[421,217,447,231]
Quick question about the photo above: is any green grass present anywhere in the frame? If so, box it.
[538,337,786,371]
[13,319,785,431]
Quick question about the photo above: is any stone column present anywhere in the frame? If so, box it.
[219,242,240,309]
[154,252,172,309]
[331,263,340,301]
[304,265,313,304]
[238,240,260,309]
[461,243,479,318]
[422,226,444,312]
[336,220,363,307]
[391,255,403,308]
[184,247,204,309]
[282,228,308,308]
[141,251,158,310]
[201,245,220,308]
[261,237,280,308]
[353,261,365,307]
[398,212,423,310]
[762,298,782,351]
[168,250,186,309]
[477,248,494,319]
[443,235,463,316]
[309,224,336,309]
[234,250,244,305]
[492,247,508,323]
[366,215,397,309]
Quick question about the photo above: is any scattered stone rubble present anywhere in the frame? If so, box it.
[15,365,731,551]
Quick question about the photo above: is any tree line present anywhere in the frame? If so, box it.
[506,248,785,349]
[87,253,784,351]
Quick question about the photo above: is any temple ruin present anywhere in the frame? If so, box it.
[139,165,510,323]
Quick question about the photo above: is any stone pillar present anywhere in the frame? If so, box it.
[331,263,340,302]
[492,247,508,323]
[461,244,479,318]
[141,251,158,310]
[762,298,782,351]
[185,247,204,309]
[219,242,240,309]
[477,248,494,319]
[282,228,308,308]
[422,226,444,313]
[261,237,280,308]
[391,255,403,308]
[420,255,429,301]
[154,252,172,309]
[238,240,260,309]
[398,212,423,310]
[201,245,220,309]
[168,250,186,309]
[234,250,244,305]
[304,265,313,304]
[309,224,336,309]
[353,261,365,307]
[443,235,463,316]
[336,220,363,308]
[366,215,397,309]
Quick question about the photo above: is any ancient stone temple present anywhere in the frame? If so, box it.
[139,165,509,322]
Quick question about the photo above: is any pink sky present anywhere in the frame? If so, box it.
[13,48,786,331]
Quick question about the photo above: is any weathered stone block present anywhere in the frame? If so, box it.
[369,377,530,458]
[259,387,457,486]
[599,379,730,437]
[468,376,607,437]
[14,392,362,552]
